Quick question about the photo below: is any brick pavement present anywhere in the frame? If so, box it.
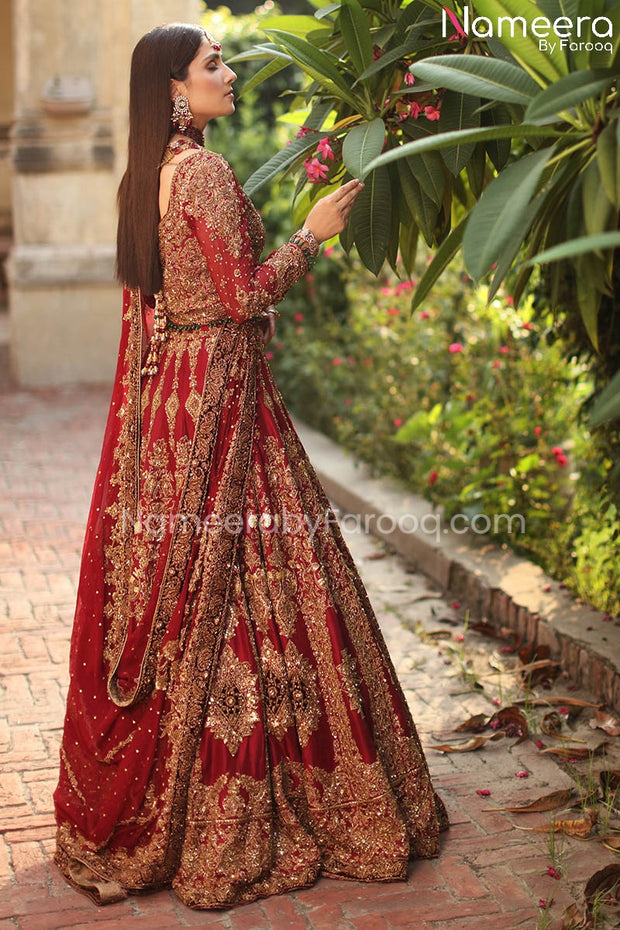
[1,385,618,930]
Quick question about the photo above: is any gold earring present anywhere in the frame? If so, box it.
[171,95,193,132]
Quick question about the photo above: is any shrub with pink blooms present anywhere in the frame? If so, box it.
[271,247,619,616]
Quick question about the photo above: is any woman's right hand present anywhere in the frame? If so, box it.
[304,179,365,244]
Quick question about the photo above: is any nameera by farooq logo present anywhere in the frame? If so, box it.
[441,4,614,54]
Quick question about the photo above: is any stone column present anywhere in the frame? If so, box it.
[7,0,201,386]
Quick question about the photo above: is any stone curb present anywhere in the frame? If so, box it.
[293,418,620,714]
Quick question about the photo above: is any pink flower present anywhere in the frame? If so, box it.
[332,357,343,366]
[492,697,501,706]
[547,866,561,880]
[420,310,430,320]
[324,246,335,258]
[295,126,313,138]
[265,351,274,360]
[522,321,533,330]
[534,426,542,436]
[293,313,304,323]
[535,740,545,749]
[448,343,463,354]
[476,789,491,797]
[409,101,422,119]
[381,286,393,296]
[515,770,529,778]
[344,398,352,406]
[506,296,514,306]
[304,158,329,183]
[393,418,403,428]
[317,136,334,161]
[551,446,563,456]
[429,470,438,485]
[558,707,569,715]
[451,602,461,609]
[443,6,467,38]
[538,900,548,909]
[372,45,383,61]
[387,307,400,316]
[274,342,282,350]
[556,453,568,466]
[492,361,501,369]
[394,280,414,295]
[424,105,441,121]
[404,73,416,86]
[500,345,509,354]
[455,633,465,642]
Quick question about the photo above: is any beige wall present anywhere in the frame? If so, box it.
[8,0,202,386]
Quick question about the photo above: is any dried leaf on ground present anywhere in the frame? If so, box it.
[561,902,587,929]
[585,864,620,906]
[487,788,575,813]
[425,630,453,640]
[598,835,620,853]
[454,714,489,733]
[429,732,505,753]
[489,705,529,742]
[590,710,620,737]
[516,807,598,836]
[515,697,601,709]
[542,711,562,737]
[540,741,609,760]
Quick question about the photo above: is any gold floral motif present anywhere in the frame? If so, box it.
[205,644,260,756]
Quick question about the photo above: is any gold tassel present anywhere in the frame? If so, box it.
[141,291,168,376]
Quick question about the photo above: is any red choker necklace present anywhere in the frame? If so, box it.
[176,125,204,147]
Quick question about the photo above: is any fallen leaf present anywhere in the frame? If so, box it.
[590,710,620,737]
[488,788,575,813]
[425,630,453,640]
[584,864,620,907]
[488,705,529,742]
[561,902,586,929]
[429,732,505,753]
[454,714,489,733]
[542,711,562,736]
[515,697,601,709]
[598,835,620,853]
[539,741,609,760]
[518,808,598,836]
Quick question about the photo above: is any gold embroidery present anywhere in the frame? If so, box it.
[205,643,260,756]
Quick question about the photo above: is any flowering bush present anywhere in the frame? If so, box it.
[271,247,620,615]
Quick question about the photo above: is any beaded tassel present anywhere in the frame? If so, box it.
[141,291,168,376]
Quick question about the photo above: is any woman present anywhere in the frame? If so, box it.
[53,22,448,910]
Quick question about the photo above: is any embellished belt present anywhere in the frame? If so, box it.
[167,314,264,332]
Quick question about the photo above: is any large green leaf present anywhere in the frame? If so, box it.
[261,15,325,36]
[525,231,620,264]
[350,166,392,274]
[590,369,620,427]
[339,0,374,77]
[410,215,468,311]
[597,119,620,208]
[227,44,293,64]
[357,20,437,81]
[525,69,617,122]
[264,30,360,108]
[488,191,545,298]
[409,55,540,104]
[239,58,293,98]
[472,0,568,81]
[244,133,321,196]
[463,147,552,279]
[342,118,386,179]
[582,159,615,236]
[397,159,438,243]
[365,124,568,173]
[439,92,481,175]
[482,103,512,171]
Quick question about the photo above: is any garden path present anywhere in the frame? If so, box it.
[1,385,618,930]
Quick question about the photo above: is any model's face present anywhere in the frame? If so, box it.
[172,37,236,130]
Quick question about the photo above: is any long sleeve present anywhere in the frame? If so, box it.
[184,152,312,323]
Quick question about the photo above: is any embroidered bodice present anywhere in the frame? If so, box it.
[158,150,308,326]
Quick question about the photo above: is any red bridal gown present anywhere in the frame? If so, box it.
[53,148,448,908]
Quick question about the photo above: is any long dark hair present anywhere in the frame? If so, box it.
[116,23,206,294]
